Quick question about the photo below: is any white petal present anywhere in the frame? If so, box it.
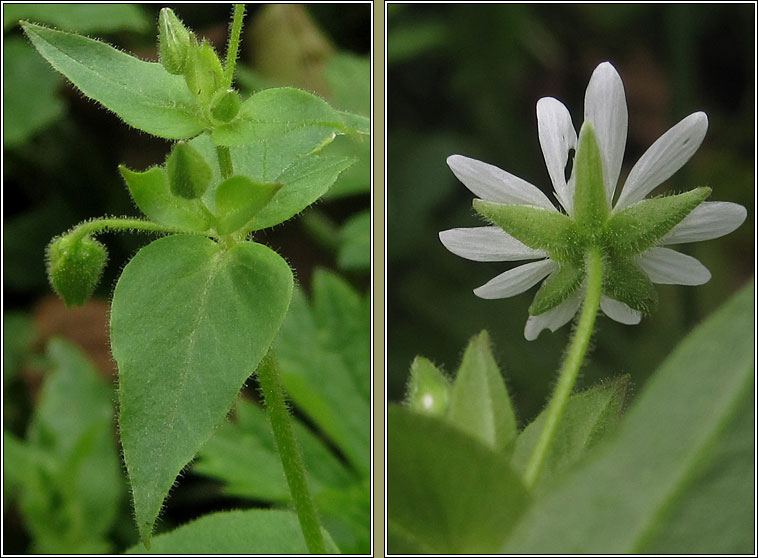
[447,154,556,210]
[636,247,711,285]
[583,61,628,204]
[474,259,558,299]
[615,112,708,211]
[659,202,747,244]
[537,97,577,214]
[600,296,642,325]
[439,227,547,262]
[524,290,583,341]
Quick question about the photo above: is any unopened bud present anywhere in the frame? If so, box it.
[47,234,108,307]
[210,89,241,123]
[166,141,212,200]
[406,356,451,416]
[158,8,193,75]
[184,40,224,100]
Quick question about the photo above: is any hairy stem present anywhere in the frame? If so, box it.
[523,247,604,488]
[223,4,246,89]
[68,217,198,244]
[216,145,234,178]
[257,355,326,554]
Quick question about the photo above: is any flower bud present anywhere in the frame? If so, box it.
[166,141,212,200]
[184,40,224,101]
[406,356,450,416]
[158,8,193,75]
[46,234,108,307]
[210,89,241,123]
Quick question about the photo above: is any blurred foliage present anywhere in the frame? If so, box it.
[387,4,754,421]
[3,4,369,553]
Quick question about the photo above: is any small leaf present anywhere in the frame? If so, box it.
[111,235,293,545]
[214,175,281,235]
[504,281,754,554]
[572,122,608,231]
[166,141,212,200]
[125,509,340,554]
[21,22,206,139]
[46,234,107,307]
[511,375,629,488]
[603,254,658,314]
[158,8,193,75]
[603,187,711,255]
[119,165,210,231]
[529,261,585,315]
[446,331,517,452]
[388,406,530,554]
[473,200,582,262]
[405,356,450,416]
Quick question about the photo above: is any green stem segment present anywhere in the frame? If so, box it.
[523,247,604,488]
[257,355,326,555]
[68,217,195,244]
[216,145,234,179]
[223,4,246,88]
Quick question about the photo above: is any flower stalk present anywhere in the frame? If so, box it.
[523,246,604,488]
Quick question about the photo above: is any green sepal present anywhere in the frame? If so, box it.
[473,200,582,262]
[184,39,224,102]
[46,234,108,307]
[405,356,450,417]
[214,175,282,235]
[529,261,585,316]
[166,141,212,200]
[158,8,193,76]
[573,122,608,232]
[603,254,658,314]
[603,187,710,255]
[210,89,242,123]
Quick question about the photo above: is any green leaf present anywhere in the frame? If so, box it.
[473,200,582,261]
[511,375,629,488]
[214,175,281,235]
[21,22,206,139]
[125,509,340,554]
[529,261,585,315]
[211,86,354,147]
[572,122,608,231]
[337,209,371,270]
[194,398,355,502]
[406,356,451,416]
[21,338,122,553]
[189,133,354,230]
[446,331,517,452]
[388,406,530,553]
[323,53,370,114]
[119,165,210,232]
[274,269,370,474]
[603,187,711,255]
[3,38,65,147]
[504,281,754,554]
[111,235,293,545]
[5,4,149,33]
[603,254,658,314]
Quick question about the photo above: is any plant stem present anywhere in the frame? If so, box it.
[523,247,604,489]
[216,145,234,178]
[223,4,246,89]
[68,217,197,244]
[257,355,326,554]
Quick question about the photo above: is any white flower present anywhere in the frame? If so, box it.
[440,61,747,341]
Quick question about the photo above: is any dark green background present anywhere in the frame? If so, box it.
[387,3,754,421]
